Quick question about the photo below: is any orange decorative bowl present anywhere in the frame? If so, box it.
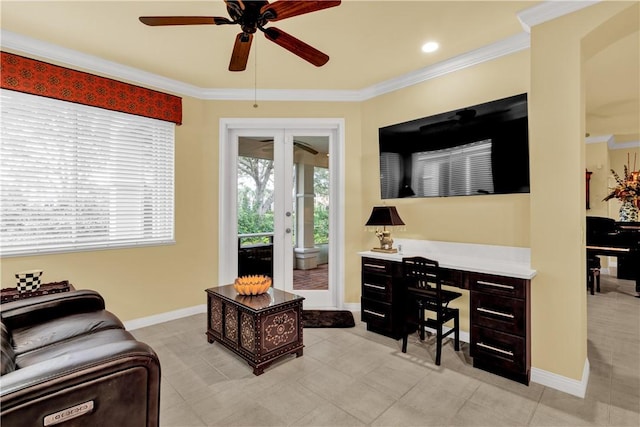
[233,275,272,295]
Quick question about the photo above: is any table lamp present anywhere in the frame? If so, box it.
[365,206,405,253]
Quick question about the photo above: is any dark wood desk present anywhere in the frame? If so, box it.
[360,255,532,385]
[205,285,304,375]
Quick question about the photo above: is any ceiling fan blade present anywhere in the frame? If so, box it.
[261,1,341,21]
[229,33,253,72]
[139,16,232,26]
[263,27,329,67]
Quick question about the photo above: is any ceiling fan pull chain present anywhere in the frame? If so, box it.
[253,37,258,108]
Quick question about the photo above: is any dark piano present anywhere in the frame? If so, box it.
[586,216,640,296]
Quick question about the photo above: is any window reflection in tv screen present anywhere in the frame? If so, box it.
[378,93,530,199]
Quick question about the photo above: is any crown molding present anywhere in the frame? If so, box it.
[0,29,204,98]
[609,139,640,150]
[517,0,601,33]
[586,134,640,150]
[0,1,593,102]
[1,29,529,102]
[585,134,614,145]
[360,32,529,101]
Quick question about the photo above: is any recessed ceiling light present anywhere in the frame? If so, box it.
[422,41,439,53]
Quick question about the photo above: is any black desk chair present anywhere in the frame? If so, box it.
[401,256,462,365]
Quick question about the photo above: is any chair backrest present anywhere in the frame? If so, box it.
[402,256,444,303]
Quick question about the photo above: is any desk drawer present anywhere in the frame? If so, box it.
[362,257,393,275]
[471,293,526,336]
[471,325,526,373]
[441,268,467,289]
[361,297,393,331]
[362,273,393,300]
[469,273,527,299]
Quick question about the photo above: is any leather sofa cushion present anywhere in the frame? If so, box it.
[1,321,16,375]
[15,328,137,369]
[11,310,125,356]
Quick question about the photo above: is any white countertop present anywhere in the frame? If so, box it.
[359,239,537,280]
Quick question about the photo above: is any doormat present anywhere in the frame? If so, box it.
[302,310,355,328]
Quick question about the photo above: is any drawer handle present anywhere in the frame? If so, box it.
[363,309,386,318]
[363,283,386,290]
[364,263,386,270]
[476,307,515,319]
[477,280,514,290]
[477,342,514,357]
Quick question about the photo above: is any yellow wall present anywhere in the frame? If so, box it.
[0,98,365,320]
[1,1,638,385]
[1,96,217,318]
[360,50,531,333]
[529,1,638,381]
[361,53,532,249]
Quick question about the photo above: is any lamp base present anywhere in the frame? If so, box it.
[371,247,398,254]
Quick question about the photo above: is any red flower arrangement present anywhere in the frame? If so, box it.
[603,153,639,208]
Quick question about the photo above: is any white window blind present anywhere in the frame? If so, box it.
[411,139,494,197]
[1,89,175,257]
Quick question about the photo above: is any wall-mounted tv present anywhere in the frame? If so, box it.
[378,93,530,199]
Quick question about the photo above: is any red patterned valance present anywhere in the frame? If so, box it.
[1,52,182,125]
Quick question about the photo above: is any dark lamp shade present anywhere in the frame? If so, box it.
[365,206,405,226]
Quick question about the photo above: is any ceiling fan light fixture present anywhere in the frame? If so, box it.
[421,41,439,53]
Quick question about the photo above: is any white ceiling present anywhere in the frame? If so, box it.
[1,0,638,142]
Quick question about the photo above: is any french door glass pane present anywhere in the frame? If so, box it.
[292,137,329,291]
[237,137,274,278]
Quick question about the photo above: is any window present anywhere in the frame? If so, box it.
[411,139,494,197]
[1,89,175,257]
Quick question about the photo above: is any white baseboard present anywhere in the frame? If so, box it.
[124,304,206,330]
[531,358,589,398]
[342,302,361,312]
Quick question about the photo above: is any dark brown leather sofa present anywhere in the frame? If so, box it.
[1,290,160,427]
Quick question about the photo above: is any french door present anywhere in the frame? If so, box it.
[219,119,344,309]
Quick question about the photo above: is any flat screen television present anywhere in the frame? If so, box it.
[378,93,530,199]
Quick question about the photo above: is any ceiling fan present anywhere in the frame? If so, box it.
[139,0,341,72]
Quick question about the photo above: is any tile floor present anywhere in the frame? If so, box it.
[130,274,639,426]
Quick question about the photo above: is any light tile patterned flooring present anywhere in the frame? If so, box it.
[130,274,639,426]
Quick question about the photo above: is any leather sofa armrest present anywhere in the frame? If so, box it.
[0,340,161,426]
[0,290,106,331]
[0,339,159,398]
